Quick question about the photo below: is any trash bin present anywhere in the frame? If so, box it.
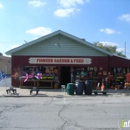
[84,80,92,95]
[66,83,75,95]
[75,81,83,95]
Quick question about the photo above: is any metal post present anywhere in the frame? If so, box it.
[125,41,126,57]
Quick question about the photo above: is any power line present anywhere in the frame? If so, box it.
[0,42,23,44]
[0,40,25,44]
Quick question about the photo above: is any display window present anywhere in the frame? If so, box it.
[108,67,130,89]
[13,66,59,88]
[21,66,59,81]
[72,66,98,82]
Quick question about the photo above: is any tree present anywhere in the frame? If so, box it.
[0,52,3,56]
[93,42,126,57]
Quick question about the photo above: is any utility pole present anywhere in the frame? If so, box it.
[125,41,126,57]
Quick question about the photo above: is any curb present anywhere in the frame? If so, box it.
[1,92,130,98]
[0,94,49,97]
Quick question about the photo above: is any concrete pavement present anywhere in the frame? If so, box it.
[0,86,130,97]
[0,86,67,97]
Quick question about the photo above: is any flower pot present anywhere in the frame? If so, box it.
[54,84,58,89]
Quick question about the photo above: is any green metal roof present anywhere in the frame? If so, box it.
[6,30,113,56]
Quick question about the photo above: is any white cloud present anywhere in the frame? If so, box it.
[10,44,21,49]
[26,27,52,36]
[34,37,39,40]
[28,0,45,7]
[100,28,116,34]
[117,47,124,52]
[119,14,130,23]
[57,0,89,8]
[55,0,89,17]
[57,0,83,8]
[99,41,118,46]
[0,3,4,8]
[54,8,80,17]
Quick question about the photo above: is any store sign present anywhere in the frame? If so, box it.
[29,57,92,64]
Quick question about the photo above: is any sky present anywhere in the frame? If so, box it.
[0,0,130,58]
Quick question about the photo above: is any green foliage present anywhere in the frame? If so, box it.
[93,42,126,57]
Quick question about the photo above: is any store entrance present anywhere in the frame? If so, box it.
[61,67,71,86]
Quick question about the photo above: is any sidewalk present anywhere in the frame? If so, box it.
[0,87,67,97]
[1,78,130,97]
[0,86,130,97]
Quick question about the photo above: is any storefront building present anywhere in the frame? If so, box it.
[6,30,130,89]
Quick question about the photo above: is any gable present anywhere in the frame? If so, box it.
[11,35,107,56]
[6,30,113,56]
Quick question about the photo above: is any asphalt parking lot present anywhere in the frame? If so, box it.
[0,96,130,130]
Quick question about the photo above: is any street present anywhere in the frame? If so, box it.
[0,96,130,130]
